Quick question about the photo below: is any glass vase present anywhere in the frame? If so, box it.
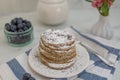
[91,15,113,40]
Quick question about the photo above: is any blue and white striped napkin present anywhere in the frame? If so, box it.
[0,27,120,80]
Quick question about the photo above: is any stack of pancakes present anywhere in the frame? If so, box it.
[39,29,76,70]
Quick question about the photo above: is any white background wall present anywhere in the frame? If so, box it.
[0,0,119,17]
[0,0,38,17]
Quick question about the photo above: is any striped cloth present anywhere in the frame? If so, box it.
[0,27,120,80]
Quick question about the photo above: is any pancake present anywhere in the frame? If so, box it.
[38,29,76,70]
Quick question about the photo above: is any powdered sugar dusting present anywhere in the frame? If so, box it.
[41,29,75,44]
[28,44,89,78]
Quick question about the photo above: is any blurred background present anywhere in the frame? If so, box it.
[0,0,120,18]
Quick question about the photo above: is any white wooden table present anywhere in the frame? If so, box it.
[0,9,120,80]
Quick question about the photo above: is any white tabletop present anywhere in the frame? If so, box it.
[0,9,120,80]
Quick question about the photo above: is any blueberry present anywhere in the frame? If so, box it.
[11,19,17,25]
[23,26,28,31]
[22,23,27,26]
[11,25,17,32]
[18,29,23,32]
[10,37,16,43]
[17,18,23,24]
[14,36,21,44]
[26,21,32,28]
[22,73,31,80]
[23,20,28,23]
[28,77,36,80]
[5,23,11,31]
[17,24,23,29]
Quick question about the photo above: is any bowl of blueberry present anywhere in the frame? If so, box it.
[4,17,33,47]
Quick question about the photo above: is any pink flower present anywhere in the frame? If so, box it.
[92,0,103,8]
[107,0,112,7]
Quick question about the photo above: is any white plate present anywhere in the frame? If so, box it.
[28,44,89,78]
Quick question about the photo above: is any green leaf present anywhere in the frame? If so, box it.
[100,2,109,16]
[110,0,115,3]
[85,0,92,2]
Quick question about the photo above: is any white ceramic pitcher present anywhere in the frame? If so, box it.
[37,0,68,25]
